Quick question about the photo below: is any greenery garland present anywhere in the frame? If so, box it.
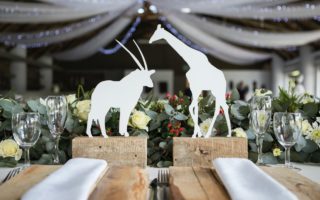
[0,86,319,167]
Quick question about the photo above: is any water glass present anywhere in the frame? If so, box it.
[12,112,41,167]
[250,96,272,165]
[273,112,302,168]
[45,96,67,164]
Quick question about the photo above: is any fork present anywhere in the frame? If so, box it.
[1,167,23,184]
[157,169,169,200]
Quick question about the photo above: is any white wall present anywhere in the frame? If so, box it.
[223,69,271,99]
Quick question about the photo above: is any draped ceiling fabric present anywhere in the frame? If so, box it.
[0,0,320,64]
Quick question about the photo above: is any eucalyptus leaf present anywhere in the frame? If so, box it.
[263,133,274,142]
[303,103,318,118]
[159,141,167,149]
[230,89,240,101]
[145,110,158,120]
[164,104,175,116]
[302,139,318,153]
[262,152,278,164]
[0,99,15,112]
[174,112,188,121]
[294,135,307,152]
[246,128,256,140]
[230,101,247,120]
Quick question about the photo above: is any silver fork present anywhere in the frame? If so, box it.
[1,167,23,184]
[157,169,169,200]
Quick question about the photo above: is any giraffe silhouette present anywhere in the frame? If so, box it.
[149,25,231,138]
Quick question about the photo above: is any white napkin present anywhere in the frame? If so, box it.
[213,158,298,200]
[22,158,107,200]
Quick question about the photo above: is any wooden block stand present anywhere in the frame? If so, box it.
[72,137,147,168]
[173,137,248,167]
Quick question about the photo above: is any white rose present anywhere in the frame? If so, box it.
[200,118,216,136]
[66,94,77,105]
[74,100,91,121]
[233,128,247,138]
[301,120,313,136]
[129,110,151,131]
[0,139,22,160]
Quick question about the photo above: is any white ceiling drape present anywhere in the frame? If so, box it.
[151,0,320,19]
[164,13,271,65]
[53,6,140,61]
[0,11,126,46]
[171,13,320,48]
[0,0,135,23]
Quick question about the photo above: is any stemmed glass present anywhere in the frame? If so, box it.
[12,112,41,167]
[273,112,302,169]
[250,96,272,165]
[45,96,68,164]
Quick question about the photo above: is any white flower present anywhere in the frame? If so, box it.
[233,128,247,138]
[176,105,182,111]
[306,121,320,146]
[200,118,216,136]
[254,89,272,97]
[66,94,77,105]
[129,110,151,131]
[300,93,314,104]
[74,100,91,121]
[301,120,313,136]
[0,139,22,161]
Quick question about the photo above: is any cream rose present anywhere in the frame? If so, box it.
[233,128,247,138]
[66,94,77,104]
[0,139,23,161]
[74,100,91,121]
[129,110,151,131]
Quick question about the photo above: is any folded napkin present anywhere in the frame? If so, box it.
[22,158,107,200]
[213,158,297,200]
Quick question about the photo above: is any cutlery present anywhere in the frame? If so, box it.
[1,167,23,184]
[157,169,169,200]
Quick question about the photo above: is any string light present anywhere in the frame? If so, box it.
[159,16,207,53]
[99,17,141,55]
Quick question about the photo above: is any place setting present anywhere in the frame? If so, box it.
[0,0,320,200]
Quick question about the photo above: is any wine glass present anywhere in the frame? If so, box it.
[250,96,272,165]
[45,96,68,164]
[273,112,302,169]
[12,112,41,167]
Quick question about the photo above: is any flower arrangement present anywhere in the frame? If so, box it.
[0,86,319,167]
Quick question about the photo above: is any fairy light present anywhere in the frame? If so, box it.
[99,17,141,55]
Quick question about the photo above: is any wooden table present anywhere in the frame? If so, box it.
[0,165,149,200]
[0,165,319,200]
[169,167,320,200]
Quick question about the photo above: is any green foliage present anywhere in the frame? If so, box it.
[0,87,319,167]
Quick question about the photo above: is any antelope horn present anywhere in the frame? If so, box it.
[116,40,144,70]
[133,40,148,70]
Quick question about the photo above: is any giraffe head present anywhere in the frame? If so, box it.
[116,40,155,88]
[149,24,165,44]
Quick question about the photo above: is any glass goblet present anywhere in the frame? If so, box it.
[251,110,272,165]
[12,112,41,167]
[45,96,68,164]
[273,112,302,169]
[250,96,272,165]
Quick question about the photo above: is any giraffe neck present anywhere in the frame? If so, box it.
[161,30,198,65]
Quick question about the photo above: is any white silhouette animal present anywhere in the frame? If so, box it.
[86,40,155,138]
[149,24,231,138]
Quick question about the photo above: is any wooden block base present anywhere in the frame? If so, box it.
[72,137,147,168]
[173,137,248,167]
